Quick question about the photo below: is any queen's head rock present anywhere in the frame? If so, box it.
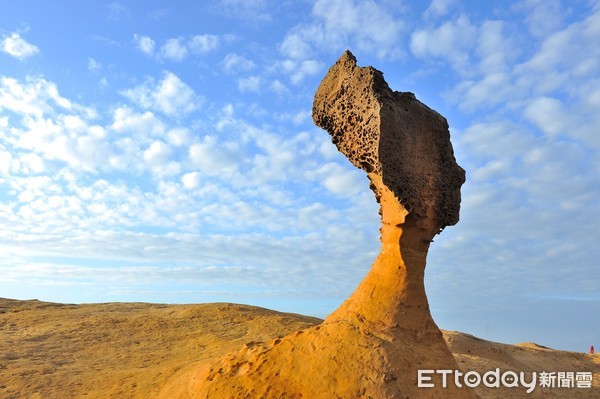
[176,51,479,399]
[314,50,466,333]
[313,50,465,232]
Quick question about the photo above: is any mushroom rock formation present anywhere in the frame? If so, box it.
[314,51,466,333]
[184,51,478,399]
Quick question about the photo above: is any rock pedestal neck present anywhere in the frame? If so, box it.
[184,51,479,399]
[314,50,466,334]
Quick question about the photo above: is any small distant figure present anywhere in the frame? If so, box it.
[590,345,595,355]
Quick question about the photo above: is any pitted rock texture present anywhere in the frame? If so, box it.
[313,50,465,230]
[184,51,478,399]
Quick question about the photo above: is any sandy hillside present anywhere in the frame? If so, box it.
[0,298,319,399]
[0,298,598,399]
[445,331,600,399]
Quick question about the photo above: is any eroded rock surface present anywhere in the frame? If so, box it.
[186,51,478,399]
[312,50,465,230]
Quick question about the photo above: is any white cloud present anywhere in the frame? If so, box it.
[133,34,156,56]
[515,10,600,83]
[166,128,192,147]
[99,77,109,89]
[0,69,381,317]
[470,159,509,182]
[280,0,404,61]
[1,32,39,60]
[211,0,271,23]
[442,7,600,119]
[0,76,73,117]
[120,71,199,116]
[449,72,512,112]
[222,103,234,117]
[111,106,165,137]
[269,79,288,95]
[0,61,380,299]
[237,75,261,93]
[160,37,188,61]
[221,53,256,73]
[476,20,513,74]
[277,59,322,85]
[87,58,102,74]
[423,0,457,19]
[181,171,201,189]
[188,136,242,176]
[318,139,341,161]
[143,140,173,167]
[410,14,477,73]
[316,162,365,197]
[280,25,321,60]
[458,121,537,164]
[414,17,515,112]
[19,153,46,173]
[443,119,600,316]
[293,60,322,84]
[517,24,600,151]
[18,120,110,173]
[147,8,171,21]
[516,0,567,37]
[188,34,220,54]
[107,107,169,171]
[0,147,13,175]
[277,110,310,126]
[311,0,404,59]
[0,76,113,173]
[107,2,129,21]
[135,34,223,62]
[523,97,573,137]
[441,7,600,150]
[244,132,304,183]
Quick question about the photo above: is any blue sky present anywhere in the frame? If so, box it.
[1,0,599,352]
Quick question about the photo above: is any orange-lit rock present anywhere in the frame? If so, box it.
[188,51,478,398]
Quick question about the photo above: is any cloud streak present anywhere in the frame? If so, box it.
[120,71,200,116]
[1,32,39,60]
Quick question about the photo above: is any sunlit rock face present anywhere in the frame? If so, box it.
[185,51,478,399]
[312,50,465,232]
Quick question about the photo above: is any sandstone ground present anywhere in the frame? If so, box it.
[0,298,598,398]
